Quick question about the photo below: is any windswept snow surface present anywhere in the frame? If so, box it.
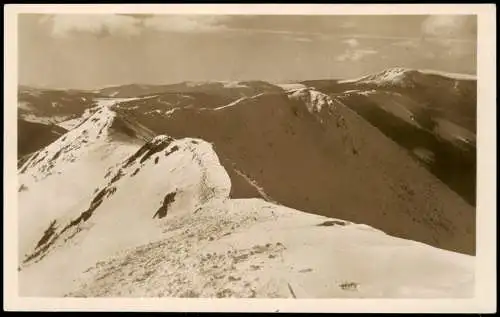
[67,199,474,298]
[18,105,475,298]
[19,135,232,296]
[20,189,475,298]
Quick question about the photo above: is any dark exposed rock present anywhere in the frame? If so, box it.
[164,145,179,157]
[317,220,347,227]
[153,192,177,219]
[124,136,174,167]
[35,220,57,249]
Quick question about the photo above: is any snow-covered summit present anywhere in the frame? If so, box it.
[18,132,234,296]
[339,67,417,87]
[19,106,112,179]
[338,67,476,88]
[287,88,336,114]
[17,100,157,258]
[19,100,154,182]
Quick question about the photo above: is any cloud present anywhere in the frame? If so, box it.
[433,39,476,58]
[391,39,420,48]
[287,36,314,43]
[42,14,142,38]
[421,15,476,39]
[40,14,477,52]
[143,15,230,33]
[342,38,360,48]
[335,49,378,62]
[388,36,475,62]
[40,14,232,37]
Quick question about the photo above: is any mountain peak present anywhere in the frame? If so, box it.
[20,135,232,270]
[338,67,476,88]
[287,87,336,114]
[338,67,417,87]
[19,103,155,184]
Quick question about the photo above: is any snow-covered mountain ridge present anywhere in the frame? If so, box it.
[338,67,476,88]
[17,97,475,298]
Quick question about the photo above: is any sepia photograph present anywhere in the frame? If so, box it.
[3,3,496,313]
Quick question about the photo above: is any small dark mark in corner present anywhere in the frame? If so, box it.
[287,283,297,299]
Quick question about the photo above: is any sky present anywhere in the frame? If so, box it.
[18,14,477,90]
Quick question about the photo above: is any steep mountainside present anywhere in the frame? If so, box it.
[18,103,474,297]
[113,88,475,255]
[334,92,476,206]
[17,119,68,160]
[303,67,476,132]
[302,68,476,206]
[337,68,477,132]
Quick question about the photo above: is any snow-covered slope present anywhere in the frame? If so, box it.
[18,100,147,185]
[18,99,154,260]
[57,117,84,130]
[19,134,231,296]
[67,198,474,298]
[18,101,474,298]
